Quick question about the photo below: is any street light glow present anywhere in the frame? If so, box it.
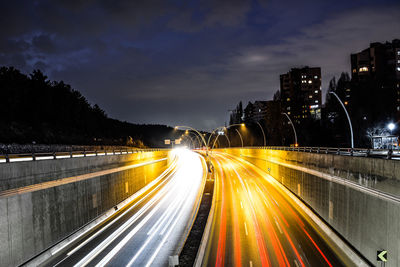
[388,123,395,131]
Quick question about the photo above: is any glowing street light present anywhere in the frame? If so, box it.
[175,126,208,149]
[207,123,245,148]
[388,123,396,135]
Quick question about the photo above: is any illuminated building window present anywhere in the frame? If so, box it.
[344,101,348,105]
[398,51,400,55]
[288,112,291,115]
[352,69,357,73]
[314,90,318,93]
[287,98,290,101]
[397,67,400,72]
[302,80,306,83]
[346,88,351,92]
[397,60,400,64]
[359,67,368,72]
[258,109,261,112]
[309,95,312,98]
[315,100,318,103]
[314,75,318,79]
[287,106,291,110]
[308,80,312,84]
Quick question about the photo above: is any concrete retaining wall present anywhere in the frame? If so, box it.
[0,150,171,266]
[220,148,400,267]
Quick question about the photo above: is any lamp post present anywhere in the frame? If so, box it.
[281,112,298,146]
[175,125,208,149]
[235,129,244,147]
[181,134,195,149]
[255,121,266,146]
[210,128,231,149]
[207,123,245,148]
[187,131,202,148]
[329,91,354,149]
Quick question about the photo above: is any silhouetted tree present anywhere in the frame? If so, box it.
[0,66,179,147]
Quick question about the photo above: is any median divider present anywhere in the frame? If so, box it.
[190,155,217,267]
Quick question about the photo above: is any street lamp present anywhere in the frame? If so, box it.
[175,126,208,149]
[210,129,231,149]
[329,91,354,149]
[388,123,396,135]
[184,131,202,148]
[235,129,244,147]
[181,134,196,149]
[255,121,266,146]
[207,123,245,148]
[281,112,298,146]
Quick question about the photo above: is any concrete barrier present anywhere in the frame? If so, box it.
[0,150,171,266]
[219,148,400,267]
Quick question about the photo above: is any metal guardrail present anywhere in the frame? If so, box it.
[235,146,400,160]
[0,148,167,163]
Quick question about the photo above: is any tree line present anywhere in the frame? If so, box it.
[0,66,178,147]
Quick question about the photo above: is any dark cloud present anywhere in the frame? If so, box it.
[32,34,57,54]
[0,0,399,130]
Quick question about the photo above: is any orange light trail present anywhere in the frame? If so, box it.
[228,178,242,267]
[215,159,227,267]
[303,228,333,267]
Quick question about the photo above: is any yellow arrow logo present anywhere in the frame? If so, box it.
[377,250,387,262]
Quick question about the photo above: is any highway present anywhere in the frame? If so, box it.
[200,152,353,267]
[41,148,204,267]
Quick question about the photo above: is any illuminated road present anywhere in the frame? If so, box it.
[201,152,352,267]
[43,149,204,267]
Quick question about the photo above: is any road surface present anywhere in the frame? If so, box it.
[201,152,352,267]
[42,148,204,267]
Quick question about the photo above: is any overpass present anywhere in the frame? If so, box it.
[0,147,398,266]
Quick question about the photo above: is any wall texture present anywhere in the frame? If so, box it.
[0,150,171,266]
[220,148,400,267]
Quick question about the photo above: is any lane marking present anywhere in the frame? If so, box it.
[240,201,243,209]
[244,222,248,236]
[73,177,177,267]
[274,218,283,234]
[249,260,253,267]
[66,168,176,257]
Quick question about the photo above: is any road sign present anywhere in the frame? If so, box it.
[377,250,387,262]
[164,139,171,145]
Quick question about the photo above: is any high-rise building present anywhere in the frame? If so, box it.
[280,67,322,124]
[350,39,400,123]
[243,101,268,123]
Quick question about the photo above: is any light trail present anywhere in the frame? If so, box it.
[44,148,204,267]
[201,152,347,267]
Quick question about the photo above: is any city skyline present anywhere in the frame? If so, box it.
[1,0,399,131]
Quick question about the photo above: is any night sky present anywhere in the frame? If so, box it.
[1,0,399,131]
